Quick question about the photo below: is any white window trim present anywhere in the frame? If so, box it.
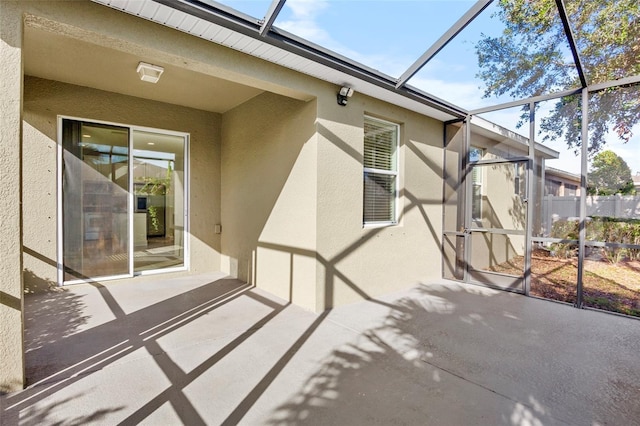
[56,115,190,286]
[363,116,400,227]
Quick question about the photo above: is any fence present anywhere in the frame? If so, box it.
[542,195,640,235]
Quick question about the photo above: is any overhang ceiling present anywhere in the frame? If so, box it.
[90,0,465,122]
[24,25,264,114]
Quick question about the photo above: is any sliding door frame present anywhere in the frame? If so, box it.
[56,115,190,285]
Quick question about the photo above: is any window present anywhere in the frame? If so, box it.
[546,179,561,196]
[469,146,483,162]
[363,116,399,225]
[470,147,483,221]
[514,162,526,197]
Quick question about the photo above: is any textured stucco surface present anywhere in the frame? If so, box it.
[22,76,222,288]
[0,0,25,393]
[221,92,318,311]
[315,92,445,310]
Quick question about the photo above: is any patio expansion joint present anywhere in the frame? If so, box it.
[419,357,574,426]
[325,317,371,337]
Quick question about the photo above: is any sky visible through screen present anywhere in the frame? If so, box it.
[220,0,639,177]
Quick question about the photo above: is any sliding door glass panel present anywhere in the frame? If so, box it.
[62,120,130,281]
[133,130,186,272]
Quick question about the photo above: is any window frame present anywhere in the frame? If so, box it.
[469,146,484,222]
[363,115,400,227]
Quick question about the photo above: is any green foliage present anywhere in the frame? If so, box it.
[136,162,173,234]
[549,219,578,258]
[148,206,160,234]
[551,217,640,263]
[476,0,640,153]
[587,150,636,195]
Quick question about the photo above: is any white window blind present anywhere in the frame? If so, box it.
[470,147,483,221]
[363,117,398,224]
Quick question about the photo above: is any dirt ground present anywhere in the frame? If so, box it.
[489,249,640,317]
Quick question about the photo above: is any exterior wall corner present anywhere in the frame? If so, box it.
[0,0,26,393]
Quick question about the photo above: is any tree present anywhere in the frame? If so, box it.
[587,150,635,195]
[475,0,640,154]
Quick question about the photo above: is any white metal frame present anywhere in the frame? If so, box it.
[56,115,190,286]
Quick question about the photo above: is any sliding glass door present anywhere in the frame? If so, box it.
[60,118,188,284]
[132,130,186,272]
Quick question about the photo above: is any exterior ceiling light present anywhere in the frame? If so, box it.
[136,62,164,83]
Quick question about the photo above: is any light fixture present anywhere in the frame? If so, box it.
[337,86,354,106]
[136,62,164,83]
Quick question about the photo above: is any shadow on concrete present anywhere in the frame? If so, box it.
[2,276,271,424]
[3,276,640,424]
[262,283,640,425]
[17,395,124,425]
[24,271,90,368]
[263,285,534,425]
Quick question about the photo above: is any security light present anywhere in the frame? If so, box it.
[136,62,164,83]
[337,86,354,106]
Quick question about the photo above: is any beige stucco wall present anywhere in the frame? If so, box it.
[222,87,445,312]
[221,92,318,311]
[0,0,25,393]
[315,92,445,310]
[22,77,222,288]
[3,0,453,390]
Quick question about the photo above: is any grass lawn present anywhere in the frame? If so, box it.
[489,249,640,318]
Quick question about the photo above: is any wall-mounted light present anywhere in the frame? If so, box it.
[337,86,354,106]
[137,62,164,83]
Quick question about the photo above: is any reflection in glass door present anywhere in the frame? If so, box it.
[62,120,130,281]
[133,130,186,272]
[61,118,188,283]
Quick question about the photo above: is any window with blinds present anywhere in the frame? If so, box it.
[470,147,483,221]
[363,116,399,224]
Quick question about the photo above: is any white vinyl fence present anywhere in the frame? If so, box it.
[542,195,640,235]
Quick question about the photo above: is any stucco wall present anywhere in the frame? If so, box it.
[222,88,446,312]
[22,77,222,289]
[0,0,25,393]
[315,92,445,310]
[221,92,318,311]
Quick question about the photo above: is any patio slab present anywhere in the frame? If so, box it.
[2,273,640,425]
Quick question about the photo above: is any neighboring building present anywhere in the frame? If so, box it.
[633,172,640,193]
[545,167,581,197]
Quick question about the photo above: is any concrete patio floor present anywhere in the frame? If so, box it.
[2,272,640,425]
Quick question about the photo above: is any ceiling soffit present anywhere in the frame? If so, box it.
[91,0,467,121]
